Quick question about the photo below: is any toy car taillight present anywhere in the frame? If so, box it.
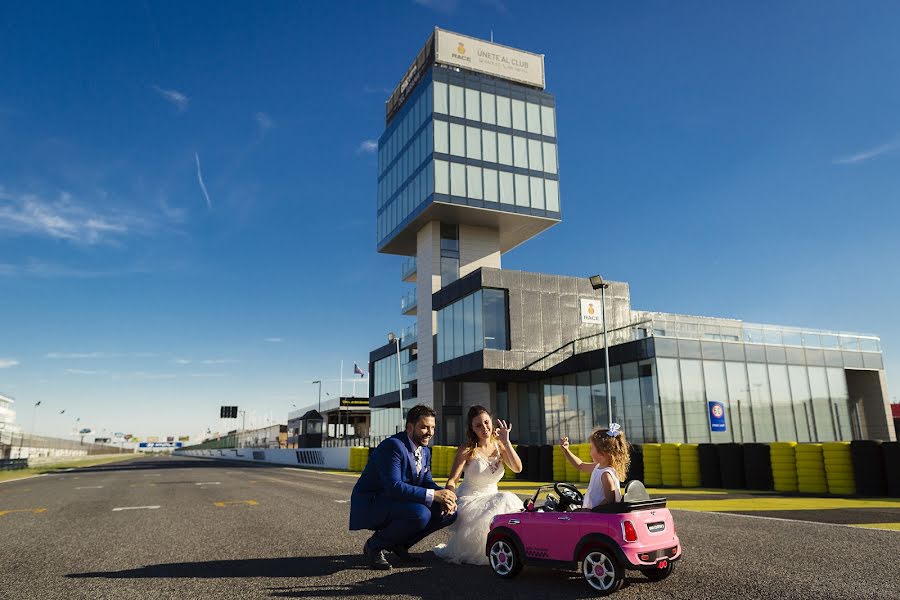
[622,520,637,542]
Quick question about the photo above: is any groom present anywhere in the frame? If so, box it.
[349,404,458,569]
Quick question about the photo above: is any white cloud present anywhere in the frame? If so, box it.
[0,188,147,244]
[64,368,108,375]
[152,85,189,112]
[0,358,19,368]
[199,358,239,365]
[190,372,227,378]
[174,358,192,365]
[833,138,900,165]
[357,140,378,154]
[413,0,459,13]
[255,112,274,133]
[47,352,112,359]
[264,337,284,343]
[194,153,212,209]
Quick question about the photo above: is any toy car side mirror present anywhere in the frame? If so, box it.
[525,499,535,512]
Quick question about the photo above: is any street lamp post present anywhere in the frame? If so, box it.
[388,332,403,430]
[590,275,613,424]
[312,380,323,437]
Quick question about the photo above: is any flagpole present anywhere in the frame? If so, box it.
[340,360,344,400]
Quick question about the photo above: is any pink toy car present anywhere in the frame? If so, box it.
[486,480,681,595]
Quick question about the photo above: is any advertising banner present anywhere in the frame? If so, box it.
[708,401,727,432]
[435,29,545,89]
[579,298,603,325]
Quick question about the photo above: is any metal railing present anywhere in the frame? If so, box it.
[401,288,417,314]
[523,320,652,373]
[401,257,417,281]
[322,434,392,448]
[401,323,417,348]
[0,431,133,460]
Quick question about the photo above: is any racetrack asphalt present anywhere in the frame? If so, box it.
[1,455,898,600]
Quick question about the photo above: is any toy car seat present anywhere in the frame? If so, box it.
[623,480,651,502]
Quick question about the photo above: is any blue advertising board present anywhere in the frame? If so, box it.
[708,401,727,432]
[139,442,183,448]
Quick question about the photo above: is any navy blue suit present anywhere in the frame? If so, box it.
[349,432,456,551]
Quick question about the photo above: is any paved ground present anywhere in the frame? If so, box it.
[1,455,898,600]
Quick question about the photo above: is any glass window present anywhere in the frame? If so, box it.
[540,105,555,136]
[434,120,449,154]
[473,289,483,352]
[481,92,496,124]
[638,361,661,443]
[543,142,557,174]
[528,139,543,171]
[449,84,464,118]
[453,299,464,358]
[826,368,852,440]
[441,256,459,287]
[496,95,511,128]
[529,176,545,209]
[483,169,498,203]
[466,126,481,160]
[511,99,526,130]
[563,374,578,440]
[788,365,813,442]
[576,371,592,442]
[526,102,541,134]
[703,360,732,443]
[680,359,709,443]
[590,368,608,427]
[482,289,508,350]
[467,166,483,199]
[482,130,497,163]
[435,160,449,194]
[497,133,513,166]
[449,123,465,157]
[442,305,452,362]
[463,293,475,355]
[514,174,529,207]
[450,162,465,196]
[499,172,514,204]
[465,88,480,121]
[769,364,796,442]
[807,366,835,441]
[545,179,560,212]
[747,363,776,442]
[608,365,624,428]
[513,136,528,169]
[621,362,644,444]
[725,362,753,443]
[657,358,685,443]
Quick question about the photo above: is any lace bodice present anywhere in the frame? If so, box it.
[457,447,505,497]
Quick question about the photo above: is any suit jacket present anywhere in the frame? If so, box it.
[349,432,442,531]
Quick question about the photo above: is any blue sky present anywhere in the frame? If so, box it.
[1,1,898,440]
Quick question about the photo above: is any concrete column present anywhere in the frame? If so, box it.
[459,224,501,277]
[415,221,441,409]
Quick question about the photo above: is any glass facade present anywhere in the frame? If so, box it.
[377,68,561,251]
[373,349,413,397]
[436,288,508,363]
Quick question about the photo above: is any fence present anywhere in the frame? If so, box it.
[0,431,132,461]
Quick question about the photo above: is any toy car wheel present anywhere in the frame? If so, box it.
[641,561,674,581]
[581,548,624,595]
[488,538,523,579]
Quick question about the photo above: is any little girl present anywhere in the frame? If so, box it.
[559,423,630,509]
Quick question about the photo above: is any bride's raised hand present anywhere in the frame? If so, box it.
[559,436,569,449]
[496,419,512,444]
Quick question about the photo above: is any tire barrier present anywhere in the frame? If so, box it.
[564,443,579,482]
[627,444,644,483]
[527,444,541,481]
[660,443,682,487]
[517,445,530,480]
[539,445,554,483]
[678,444,701,487]
[769,442,798,493]
[553,444,566,481]
[823,442,855,496]
[743,443,773,491]
[643,443,662,486]
[349,446,369,472]
[577,443,592,483]
[500,445,515,480]
[850,440,885,497]
[796,443,828,494]
[698,444,721,488]
[718,443,746,489]
[884,442,900,498]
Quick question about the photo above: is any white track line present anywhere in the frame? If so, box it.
[112,505,160,511]
[675,509,900,533]
[75,486,104,489]
[195,482,221,485]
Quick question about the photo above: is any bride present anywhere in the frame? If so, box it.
[434,405,523,565]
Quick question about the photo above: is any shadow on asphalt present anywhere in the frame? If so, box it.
[45,457,286,475]
[66,555,359,579]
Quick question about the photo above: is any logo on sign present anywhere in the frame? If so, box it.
[452,41,471,63]
[580,298,603,325]
[708,401,727,432]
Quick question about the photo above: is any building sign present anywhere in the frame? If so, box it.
[435,29,545,89]
[708,401,727,432]
[580,298,604,325]
[139,442,183,448]
[340,398,370,408]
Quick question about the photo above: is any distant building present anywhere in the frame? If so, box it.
[0,394,21,435]
[367,28,895,446]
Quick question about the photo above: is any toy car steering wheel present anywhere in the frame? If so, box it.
[554,482,584,510]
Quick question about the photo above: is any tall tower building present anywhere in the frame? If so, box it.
[370,28,561,441]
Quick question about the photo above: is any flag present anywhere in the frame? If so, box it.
[59,409,65,414]
[353,362,367,378]
[35,401,42,407]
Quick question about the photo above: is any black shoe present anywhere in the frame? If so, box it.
[363,539,392,570]
[389,546,423,564]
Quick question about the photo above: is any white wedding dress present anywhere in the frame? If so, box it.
[433,448,523,565]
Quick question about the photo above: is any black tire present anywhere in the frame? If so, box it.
[488,538,523,579]
[641,561,675,581]
[581,547,624,595]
